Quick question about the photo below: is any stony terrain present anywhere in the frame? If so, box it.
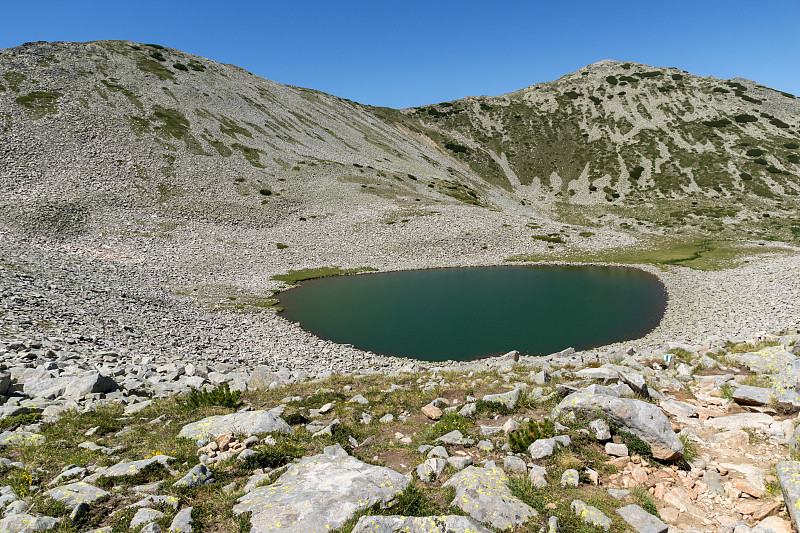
[2,315,800,532]
[2,39,800,532]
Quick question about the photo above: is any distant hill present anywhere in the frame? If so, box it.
[0,41,798,242]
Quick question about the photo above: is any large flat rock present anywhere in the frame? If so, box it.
[85,454,173,482]
[705,412,774,431]
[443,466,537,529]
[351,515,492,533]
[46,482,109,508]
[733,385,773,406]
[616,504,668,533]
[232,444,408,533]
[732,347,795,374]
[552,392,683,460]
[777,461,800,529]
[178,410,293,440]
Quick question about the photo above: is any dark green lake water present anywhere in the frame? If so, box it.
[277,265,667,362]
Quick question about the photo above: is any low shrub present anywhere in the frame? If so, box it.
[508,419,555,453]
[746,148,765,157]
[474,400,514,417]
[176,382,243,410]
[617,429,652,458]
[734,114,758,123]
[173,63,189,71]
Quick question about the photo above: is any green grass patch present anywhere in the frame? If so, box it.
[425,412,474,441]
[531,234,566,244]
[175,383,243,410]
[506,238,793,271]
[508,419,555,453]
[271,266,377,286]
[15,91,59,119]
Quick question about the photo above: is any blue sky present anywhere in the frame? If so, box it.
[2,0,798,108]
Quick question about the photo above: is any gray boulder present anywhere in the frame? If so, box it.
[417,458,447,484]
[46,482,109,508]
[86,455,173,482]
[560,469,579,487]
[705,413,774,431]
[178,410,293,440]
[0,431,45,447]
[0,513,60,532]
[553,392,683,460]
[777,461,800,529]
[173,465,214,488]
[436,430,474,446]
[527,436,570,460]
[443,466,537,529]
[616,504,668,533]
[732,347,795,374]
[351,515,492,533]
[130,508,165,529]
[571,500,612,531]
[64,372,117,399]
[168,507,193,533]
[503,456,527,475]
[481,388,522,409]
[589,419,611,441]
[232,444,408,533]
[732,385,773,406]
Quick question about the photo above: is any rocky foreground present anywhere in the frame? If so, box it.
[3,317,800,532]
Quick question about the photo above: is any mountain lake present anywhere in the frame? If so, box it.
[277,265,667,362]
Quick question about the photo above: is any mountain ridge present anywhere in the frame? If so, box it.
[0,39,798,245]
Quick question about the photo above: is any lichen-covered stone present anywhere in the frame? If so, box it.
[560,469,579,487]
[481,388,522,409]
[173,464,214,488]
[553,392,683,460]
[776,461,800,529]
[0,513,60,532]
[0,431,45,447]
[571,500,612,531]
[443,466,537,529]
[732,347,795,374]
[130,508,165,529]
[232,444,408,533]
[178,410,293,440]
[46,482,108,508]
[616,504,668,533]
[351,515,492,533]
[85,454,173,482]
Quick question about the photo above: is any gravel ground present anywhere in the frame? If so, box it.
[2,203,799,378]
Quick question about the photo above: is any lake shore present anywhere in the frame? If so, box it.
[2,202,799,377]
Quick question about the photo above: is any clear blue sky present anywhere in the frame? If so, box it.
[2,0,798,108]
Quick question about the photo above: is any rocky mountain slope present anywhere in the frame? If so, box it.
[0,41,798,242]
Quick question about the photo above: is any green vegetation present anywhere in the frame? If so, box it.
[508,419,555,453]
[150,105,207,155]
[734,114,758,123]
[136,56,175,82]
[507,238,791,271]
[173,63,189,71]
[276,242,288,249]
[616,429,652,457]
[444,142,469,154]
[231,143,265,168]
[0,199,88,236]
[15,91,59,119]
[176,383,243,410]
[3,72,26,92]
[271,266,378,285]
[531,234,566,244]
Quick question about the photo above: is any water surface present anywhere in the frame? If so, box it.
[278,265,667,362]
